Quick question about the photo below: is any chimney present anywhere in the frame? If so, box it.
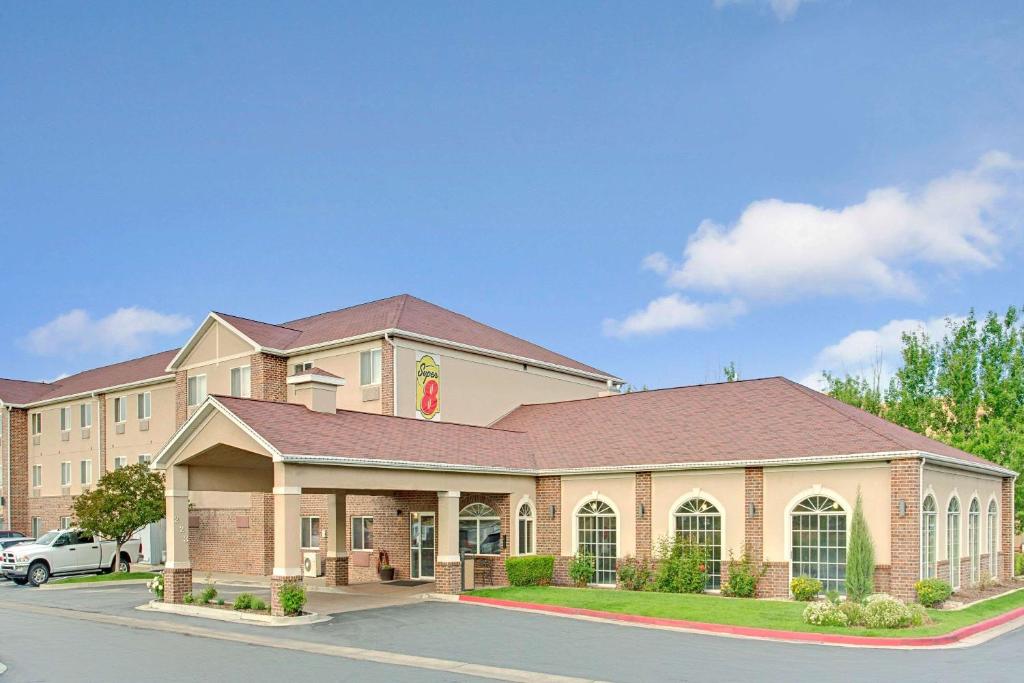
[286,367,346,414]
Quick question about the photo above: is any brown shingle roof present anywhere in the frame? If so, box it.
[211,378,1003,474]
[218,295,613,378]
[0,379,52,405]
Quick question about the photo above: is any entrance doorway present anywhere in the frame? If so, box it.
[410,512,435,580]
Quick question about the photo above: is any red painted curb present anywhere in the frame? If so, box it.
[458,595,1024,647]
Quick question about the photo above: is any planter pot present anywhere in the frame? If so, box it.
[379,567,395,581]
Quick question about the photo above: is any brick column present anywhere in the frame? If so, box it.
[164,567,193,603]
[174,370,188,427]
[324,492,348,586]
[271,479,303,616]
[435,490,462,593]
[7,408,29,535]
[744,467,763,562]
[270,575,304,616]
[635,472,652,560]
[536,476,566,584]
[1001,477,1015,580]
[164,466,192,603]
[251,353,288,402]
[889,458,922,601]
[97,394,108,475]
[381,339,395,416]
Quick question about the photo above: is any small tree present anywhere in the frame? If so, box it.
[846,488,875,602]
[73,463,165,572]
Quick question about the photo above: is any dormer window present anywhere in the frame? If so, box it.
[293,362,313,375]
[360,349,382,386]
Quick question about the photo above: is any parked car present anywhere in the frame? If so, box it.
[0,537,33,551]
[0,531,25,539]
[1,529,141,586]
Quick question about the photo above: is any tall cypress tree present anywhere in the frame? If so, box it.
[846,489,875,603]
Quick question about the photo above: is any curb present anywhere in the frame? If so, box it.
[40,579,154,591]
[458,595,1024,648]
[139,600,332,627]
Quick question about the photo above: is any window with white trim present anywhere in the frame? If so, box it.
[517,503,535,555]
[988,499,998,575]
[31,413,41,435]
[59,516,72,530]
[360,349,382,386]
[230,366,251,398]
[32,465,42,488]
[138,454,151,467]
[137,392,151,420]
[186,375,207,407]
[968,498,981,584]
[352,516,373,550]
[114,397,126,424]
[80,403,92,429]
[31,517,42,538]
[576,500,617,585]
[675,498,722,590]
[293,362,312,375]
[301,516,320,549]
[459,503,501,555]
[921,495,937,579]
[947,497,961,589]
[60,461,71,487]
[113,456,127,470]
[80,459,92,486]
[59,407,71,432]
[791,495,847,595]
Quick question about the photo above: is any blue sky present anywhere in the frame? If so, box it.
[2,1,1022,389]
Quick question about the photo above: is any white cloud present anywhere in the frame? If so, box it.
[606,152,1021,337]
[798,315,962,389]
[23,307,192,357]
[713,0,811,22]
[603,294,747,337]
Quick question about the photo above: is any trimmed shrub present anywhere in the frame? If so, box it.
[802,601,849,627]
[616,555,653,591]
[915,578,952,607]
[233,593,255,611]
[838,600,864,626]
[568,552,596,588]
[863,595,913,629]
[198,586,218,605]
[250,597,268,611]
[505,556,555,587]
[720,547,763,598]
[278,583,307,616]
[653,535,708,594]
[846,489,875,603]
[790,576,822,601]
[907,602,931,627]
[182,593,195,605]
[1016,552,1024,577]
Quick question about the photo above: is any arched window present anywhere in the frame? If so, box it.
[791,495,847,595]
[988,499,998,576]
[968,498,981,585]
[517,502,535,555]
[674,498,722,590]
[576,500,617,585]
[947,497,961,589]
[459,503,500,555]
[921,495,937,579]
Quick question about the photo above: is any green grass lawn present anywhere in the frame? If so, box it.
[467,585,1024,637]
[50,572,157,585]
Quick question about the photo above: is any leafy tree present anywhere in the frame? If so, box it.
[821,372,883,416]
[72,463,165,572]
[845,489,875,603]
[723,362,740,382]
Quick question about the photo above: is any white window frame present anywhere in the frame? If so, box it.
[31,517,42,538]
[114,397,127,424]
[673,495,724,591]
[230,365,252,398]
[947,496,961,590]
[60,461,72,487]
[360,349,382,386]
[352,516,373,551]
[186,374,208,407]
[113,456,127,471]
[80,403,92,429]
[573,497,619,586]
[138,454,152,467]
[968,498,981,585]
[921,494,937,579]
[459,503,501,556]
[301,516,320,549]
[32,464,42,488]
[988,498,998,575]
[293,362,313,375]
[80,459,92,486]
[516,501,535,555]
[59,407,71,433]
[59,516,72,530]
[31,413,41,435]
[137,391,152,420]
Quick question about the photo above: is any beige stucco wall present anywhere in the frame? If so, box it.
[560,474,636,557]
[28,396,103,497]
[651,469,745,556]
[393,340,608,427]
[180,320,255,367]
[923,464,1004,563]
[763,462,892,565]
[287,339,384,414]
[106,380,175,471]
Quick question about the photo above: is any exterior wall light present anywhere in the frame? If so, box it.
[639,503,645,518]
[898,500,907,517]
[550,504,557,518]
[747,502,757,518]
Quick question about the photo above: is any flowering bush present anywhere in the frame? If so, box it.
[862,595,913,629]
[914,578,952,607]
[148,574,164,600]
[838,600,864,626]
[802,601,849,627]
[790,576,822,601]
[653,535,707,594]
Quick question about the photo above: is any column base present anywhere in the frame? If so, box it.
[271,575,304,617]
[434,561,461,594]
[164,567,193,604]
[325,556,349,586]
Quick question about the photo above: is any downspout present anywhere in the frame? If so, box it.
[384,331,397,417]
[2,403,9,531]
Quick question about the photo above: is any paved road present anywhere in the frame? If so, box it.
[0,580,1022,682]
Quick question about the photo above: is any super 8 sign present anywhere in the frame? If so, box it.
[415,353,441,420]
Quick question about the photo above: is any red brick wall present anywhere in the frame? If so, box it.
[535,476,569,585]
[635,472,652,560]
[744,467,764,562]
[174,370,187,427]
[189,494,274,575]
[164,567,192,603]
[250,353,287,402]
[380,339,394,416]
[97,394,108,475]
[8,408,29,534]
[758,562,789,598]
[27,495,76,535]
[889,458,921,600]
[1001,477,1014,580]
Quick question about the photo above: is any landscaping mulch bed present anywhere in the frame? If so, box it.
[941,579,1024,608]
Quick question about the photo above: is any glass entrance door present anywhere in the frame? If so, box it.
[410,512,435,579]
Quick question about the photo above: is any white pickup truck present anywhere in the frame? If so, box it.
[1,529,141,586]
